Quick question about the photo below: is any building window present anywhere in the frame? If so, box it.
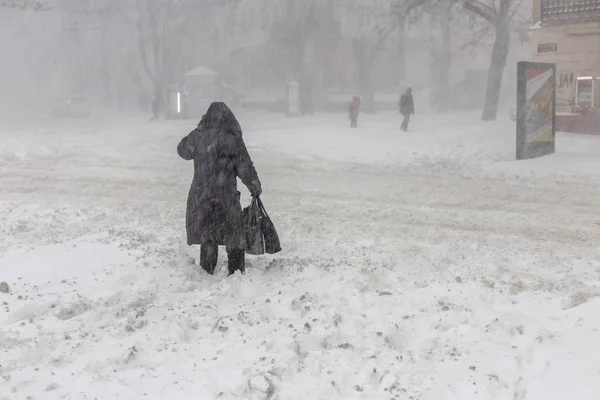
[541,0,600,22]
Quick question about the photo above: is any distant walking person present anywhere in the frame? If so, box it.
[348,96,361,128]
[177,102,262,276]
[399,88,415,132]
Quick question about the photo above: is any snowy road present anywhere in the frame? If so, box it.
[1,112,600,400]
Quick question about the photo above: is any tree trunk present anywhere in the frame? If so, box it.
[436,2,453,112]
[481,0,510,121]
[429,13,440,111]
[397,17,406,85]
[353,37,375,113]
[151,81,163,120]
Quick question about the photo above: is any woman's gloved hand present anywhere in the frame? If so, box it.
[250,181,262,198]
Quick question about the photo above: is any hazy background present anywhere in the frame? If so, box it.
[0,0,532,121]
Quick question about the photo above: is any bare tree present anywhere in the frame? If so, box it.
[387,0,433,84]
[381,0,525,118]
[352,36,376,112]
[134,0,240,119]
[356,0,426,111]
[269,0,340,114]
[428,1,454,112]
[134,0,175,119]
[462,0,526,120]
[55,0,143,109]
[379,0,456,110]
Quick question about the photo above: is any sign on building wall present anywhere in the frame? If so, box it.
[516,61,556,160]
[537,43,557,53]
[576,78,594,108]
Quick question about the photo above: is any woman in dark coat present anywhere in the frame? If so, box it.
[177,102,261,275]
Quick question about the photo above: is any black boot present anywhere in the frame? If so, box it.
[227,249,245,276]
[200,243,218,275]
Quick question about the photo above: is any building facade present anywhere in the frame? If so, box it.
[532,0,600,112]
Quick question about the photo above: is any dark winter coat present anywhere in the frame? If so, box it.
[177,102,261,248]
[399,93,415,116]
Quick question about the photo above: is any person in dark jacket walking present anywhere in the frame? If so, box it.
[399,88,415,132]
[348,96,361,128]
[177,102,262,276]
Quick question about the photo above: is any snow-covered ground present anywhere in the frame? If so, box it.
[1,111,600,400]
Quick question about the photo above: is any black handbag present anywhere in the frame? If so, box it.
[256,197,282,254]
[243,198,264,255]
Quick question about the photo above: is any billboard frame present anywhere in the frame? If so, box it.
[516,61,557,160]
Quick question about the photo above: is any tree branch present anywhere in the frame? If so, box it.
[509,0,526,22]
[135,0,156,82]
[458,25,493,50]
[491,0,498,14]
[463,0,497,22]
